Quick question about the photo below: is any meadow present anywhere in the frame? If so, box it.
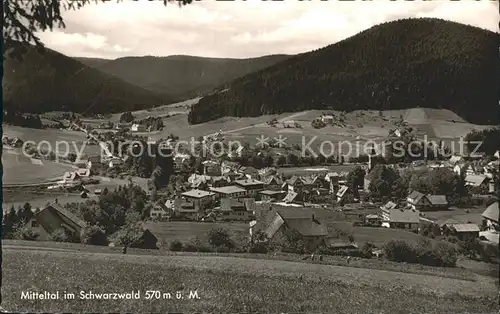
[2,246,498,313]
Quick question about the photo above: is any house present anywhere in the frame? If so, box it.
[10,137,23,148]
[336,185,349,203]
[76,168,91,178]
[465,174,489,190]
[324,172,339,184]
[108,157,123,168]
[259,190,286,202]
[86,155,102,170]
[124,223,158,249]
[202,160,221,176]
[150,201,171,220]
[29,203,87,241]
[218,198,256,221]
[263,175,283,190]
[239,166,259,179]
[380,201,398,211]
[173,200,200,221]
[210,176,230,188]
[228,145,245,158]
[363,168,376,192]
[427,195,449,210]
[282,176,304,192]
[188,174,211,189]
[365,214,380,225]
[63,171,80,183]
[301,175,324,189]
[253,208,328,251]
[381,207,420,232]
[114,123,131,130]
[448,155,465,166]
[173,153,191,172]
[131,123,146,132]
[209,185,248,199]
[234,178,265,196]
[406,191,431,210]
[180,189,216,213]
[481,202,499,230]
[282,190,300,204]
[442,223,480,241]
[320,114,334,124]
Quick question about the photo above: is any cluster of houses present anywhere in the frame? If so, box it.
[2,136,23,148]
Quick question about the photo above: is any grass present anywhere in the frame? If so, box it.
[145,221,249,246]
[2,247,498,313]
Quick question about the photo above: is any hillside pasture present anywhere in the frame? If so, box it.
[2,248,498,313]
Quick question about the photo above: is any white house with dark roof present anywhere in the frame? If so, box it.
[406,191,431,210]
[381,207,420,232]
[180,189,216,213]
[209,185,248,199]
[482,202,499,230]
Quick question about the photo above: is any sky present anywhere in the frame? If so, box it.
[37,0,498,59]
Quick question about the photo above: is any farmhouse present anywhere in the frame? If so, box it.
[150,201,171,220]
[258,208,329,251]
[210,185,247,199]
[465,174,489,189]
[381,207,420,232]
[124,223,159,249]
[406,191,431,210]
[427,195,449,210]
[234,178,265,196]
[259,190,286,202]
[29,203,87,241]
[442,223,480,241]
[481,201,499,230]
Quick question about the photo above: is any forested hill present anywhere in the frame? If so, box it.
[83,54,290,100]
[188,18,499,125]
[3,46,174,114]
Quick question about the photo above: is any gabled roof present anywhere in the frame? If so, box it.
[220,198,246,212]
[381,201,398,210]
[427,195,448,206]
[284,218,329,237]
[465,174,488,187]
[387,208,420,224]
[482,202,499,223]
[448,223,480,233]
[38,203,86,228]
[407,190,425,203]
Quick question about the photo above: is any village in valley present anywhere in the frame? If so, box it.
[3,108,499,269]
[2,1,500,312]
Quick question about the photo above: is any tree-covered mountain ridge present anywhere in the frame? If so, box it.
[188,18,499,125]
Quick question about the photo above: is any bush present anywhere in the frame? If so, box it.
[360,242,376,258]
[170,240,183,252]
[384,239,458,267]
[81,225,108,246]
[15,226,39,241]
[49,228,72,242]
[208,228,234,250]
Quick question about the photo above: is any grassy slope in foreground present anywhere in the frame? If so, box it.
[3,249,498,313]
[84,54,290,99]
[189,18,499,125]
[3,46,174,114]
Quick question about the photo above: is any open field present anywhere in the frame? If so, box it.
[2,245,498,313]
[145,221,249,247]
[2,148,77,186]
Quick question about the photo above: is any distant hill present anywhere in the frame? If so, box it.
[75,57,111,68]
[188,18,499,125]
[3,46,174,114]
[87,54,290,99]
